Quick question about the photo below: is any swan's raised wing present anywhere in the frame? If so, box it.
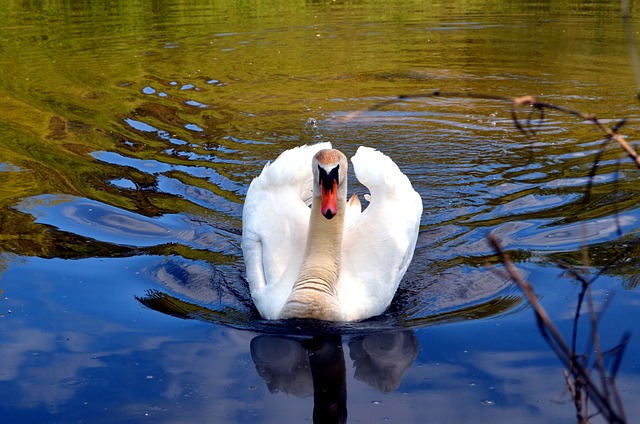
[337,146,423,320]
[242,142,331,319]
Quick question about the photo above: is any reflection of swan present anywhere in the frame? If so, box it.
[250,336,313,397]
[349,331,418,393]
[242,143,422,321]
[251,335,347,424]
[305,337,347,424]
[250,331,418,423]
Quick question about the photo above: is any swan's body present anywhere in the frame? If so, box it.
[242,143,422,321]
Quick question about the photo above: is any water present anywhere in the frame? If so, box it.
[1,1,640,422]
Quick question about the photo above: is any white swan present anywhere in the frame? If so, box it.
[242,143,422,321]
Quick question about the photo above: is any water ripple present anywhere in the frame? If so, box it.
[92,151,245,195]
[14,194,240,253]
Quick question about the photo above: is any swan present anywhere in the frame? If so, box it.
[242,142,422,321]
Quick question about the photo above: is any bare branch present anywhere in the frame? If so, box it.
[488,235,627,424]
[344,91,640,168]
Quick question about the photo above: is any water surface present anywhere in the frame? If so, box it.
[1,1,640,422]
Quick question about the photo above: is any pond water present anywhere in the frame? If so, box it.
[1,1,640,422]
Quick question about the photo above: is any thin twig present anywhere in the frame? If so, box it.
[587,288,612,409]
[344,91,640,168]
[609,333,631,418]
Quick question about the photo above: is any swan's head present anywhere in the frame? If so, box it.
[312,149,348,220]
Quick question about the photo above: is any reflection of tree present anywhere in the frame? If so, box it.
[551,241,640,290]
[0,207,135,260]
[624,274,640,290]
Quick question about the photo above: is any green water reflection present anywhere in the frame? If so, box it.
[1,0,639,256]
[1,0,640,322]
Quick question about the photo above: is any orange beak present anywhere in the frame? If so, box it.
[321,180,338,219]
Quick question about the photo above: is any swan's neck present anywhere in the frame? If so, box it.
[299,199,345,282]
[279,196,346,320]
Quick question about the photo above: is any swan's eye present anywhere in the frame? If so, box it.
[318,165,339,191]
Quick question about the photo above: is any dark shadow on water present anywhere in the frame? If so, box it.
[251,335,348,424]
[135,288,523,336]
[250,331,418,424]
[136,287,521,423]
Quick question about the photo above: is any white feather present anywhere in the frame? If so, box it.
[242,143,422,321]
